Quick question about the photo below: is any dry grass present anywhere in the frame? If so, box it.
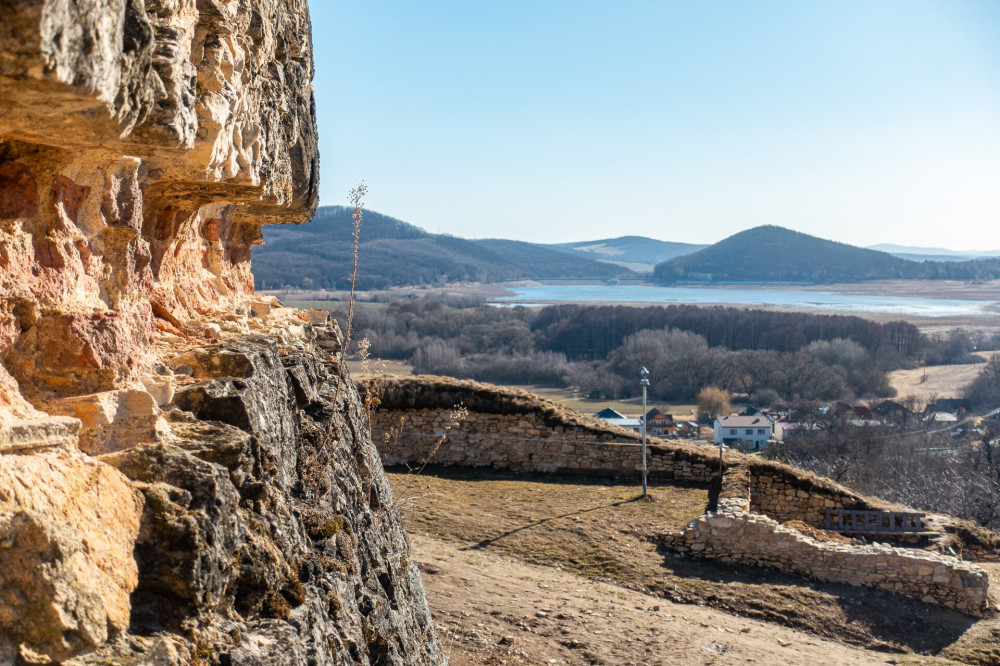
[515,384,697,420]
[346,359,413,377]
[389,468,981,657]
[390,469,707,580]
[889,352,1000,405]
[937,617,1000,666]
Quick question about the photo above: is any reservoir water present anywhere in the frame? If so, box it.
[493,284,999,318]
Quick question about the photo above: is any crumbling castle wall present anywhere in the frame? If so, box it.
[373,407,720,483]
[370,377,998,615]
[665,464,991,616]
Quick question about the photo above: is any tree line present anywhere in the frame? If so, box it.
[767,423,1000,532]
[321,298,999,407]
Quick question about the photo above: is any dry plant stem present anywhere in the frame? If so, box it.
[333,182,367,407]
[395,405,469,505]
[304,184,366,500]
[358,338,389,424]
[380,416,406,461]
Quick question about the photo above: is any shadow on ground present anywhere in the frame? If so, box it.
[654,548,978,655]
[388,465,982,657]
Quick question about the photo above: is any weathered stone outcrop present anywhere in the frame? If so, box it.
[0,0,320,419]
[0,452,143,662]
[0,2,444,664]
[79,338,440,665]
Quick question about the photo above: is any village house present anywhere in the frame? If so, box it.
[925,398,972,417]
[779,421,825,437]
[593,407,642,433]
[778,409,827,437]
[924,411,959,425]
[713,414,777,451]
[644,408,677,437]
[676,420,701,438]
[830,402,881,427]
[873,400,910,423]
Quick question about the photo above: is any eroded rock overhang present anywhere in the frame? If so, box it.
[0,0,319,421]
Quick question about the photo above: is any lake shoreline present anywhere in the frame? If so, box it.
[264,278,1000,330]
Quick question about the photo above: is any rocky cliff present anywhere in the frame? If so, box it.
[0,2,443,664]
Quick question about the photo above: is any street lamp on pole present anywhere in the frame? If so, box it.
[640,366,650,498]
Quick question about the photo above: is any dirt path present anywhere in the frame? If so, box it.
[413,534,897,666]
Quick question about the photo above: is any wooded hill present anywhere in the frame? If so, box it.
[654,225,1000,284]
[255,211,1000,289]
[252,206,635,289]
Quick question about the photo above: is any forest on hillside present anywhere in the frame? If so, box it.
[654,225,1000,284]
[324,297,997,407]
[252,206,632,289]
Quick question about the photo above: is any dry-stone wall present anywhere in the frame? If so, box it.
[965,546,1000,563]
[664,507,991,616]
[665,462,991,615]
[748,462,883,527]
[373,407,720,483]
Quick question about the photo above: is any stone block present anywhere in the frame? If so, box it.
[56,389,166,455]
[0,453,143,661]
[0,416,81,453]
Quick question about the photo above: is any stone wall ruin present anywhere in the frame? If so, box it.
[369,376,998,616]
[664,464,991,616]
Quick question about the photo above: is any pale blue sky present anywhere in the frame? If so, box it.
[310,2,1000,249]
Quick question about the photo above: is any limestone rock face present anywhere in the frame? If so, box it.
[0,0,319,415]
[0,453,144,662]
[0,2,445,664]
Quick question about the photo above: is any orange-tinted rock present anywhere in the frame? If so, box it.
[0,163,37,219]
[7,310,154,396]
[0,0,320,418]
[51,174,91,226]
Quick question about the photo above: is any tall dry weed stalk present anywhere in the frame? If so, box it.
[393,405,468,507]
[333,182,367,406]
[301,184,367,500]
[358,338,385,412]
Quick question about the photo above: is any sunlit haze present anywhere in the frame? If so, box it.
[311,1,1000,250]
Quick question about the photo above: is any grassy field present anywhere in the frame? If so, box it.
[888,351,999,405]
[507,385,697,420]
[345,359,415,377]
[388,468,988,660]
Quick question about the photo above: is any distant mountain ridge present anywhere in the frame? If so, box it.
[867,243,1000,262]
[654,226,1000,284]
[252,210,1000,289]
[252,206,636,290]
[545,236,707,272]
